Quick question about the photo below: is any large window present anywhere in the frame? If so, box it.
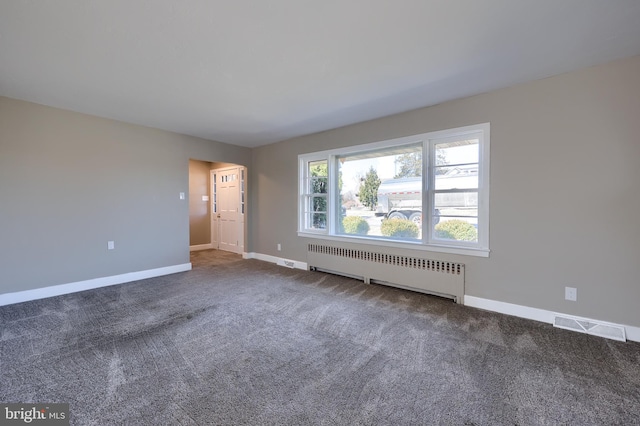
[298,123,490,257]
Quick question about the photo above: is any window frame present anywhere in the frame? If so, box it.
[298,123,490,257]
[299,155,330,234]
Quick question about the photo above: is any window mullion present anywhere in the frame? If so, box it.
[428,138,440,245]
[422,140,430,243]
[328,155,337,234]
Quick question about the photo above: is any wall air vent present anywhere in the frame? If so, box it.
[553,314,626,342]
[276,258,296,269]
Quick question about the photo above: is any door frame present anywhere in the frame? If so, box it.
[210,166,246,254]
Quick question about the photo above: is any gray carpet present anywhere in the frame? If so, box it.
[1,249,639,425]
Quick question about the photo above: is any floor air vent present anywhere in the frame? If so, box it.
[553,314,626,342]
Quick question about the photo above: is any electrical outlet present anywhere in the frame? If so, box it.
[108,241,115,250]
[565,287,577,301]
[277,243,281,251]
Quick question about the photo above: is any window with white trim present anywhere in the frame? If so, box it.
[300,158,329,232]
[298,123,490,257]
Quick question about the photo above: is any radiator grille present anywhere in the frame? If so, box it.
[307,244,463,274]
[307,243,465,303]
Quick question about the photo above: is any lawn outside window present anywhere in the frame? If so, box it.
[298,123,490,257]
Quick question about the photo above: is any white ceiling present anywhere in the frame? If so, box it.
[1,1,640,148]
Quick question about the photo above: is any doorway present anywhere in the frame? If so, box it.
[211,166,246,254]
[188,160,247,254]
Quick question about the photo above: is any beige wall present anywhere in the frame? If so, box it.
[189,159,212,246]
[0,97,251,294]
[251,55,640,328]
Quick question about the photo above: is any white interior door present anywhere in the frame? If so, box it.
[211,167,245,254]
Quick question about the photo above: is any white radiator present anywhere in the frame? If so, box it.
[307,244,465,303]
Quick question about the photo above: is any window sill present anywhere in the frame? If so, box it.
[297,231,490,258]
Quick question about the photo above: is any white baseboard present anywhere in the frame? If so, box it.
[624,324,640,342]
[464,295,554,323]
[0,263,192,307]
[243,252,307,270]
[190,244,214,251]
[464,295,640,343]
[9,256,637,343]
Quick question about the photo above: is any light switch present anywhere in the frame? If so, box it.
[179,192,185,200]
[202,195,209,201]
